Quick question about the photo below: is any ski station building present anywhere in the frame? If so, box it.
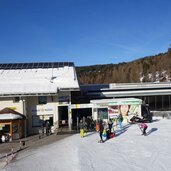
[1,62,171,140]
[0,62,79,140]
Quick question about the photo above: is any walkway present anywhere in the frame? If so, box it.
[0,129,76,170]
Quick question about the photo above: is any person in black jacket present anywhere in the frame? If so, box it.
[99,119,104,142]
[45,121,50,136]
[108,118,113,134]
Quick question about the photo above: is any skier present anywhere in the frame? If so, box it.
[139,122,148,135]
[79,120,84,138]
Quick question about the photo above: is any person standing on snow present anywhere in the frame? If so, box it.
[99,119,104,142]
[79,120,84,138]
[139,122,148,135]
[45,121,50,136]
[108,118,113,134]
[117,113,123,129]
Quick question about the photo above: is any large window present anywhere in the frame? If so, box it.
[1,124,10,134]
[162,95,170,110]
[156,96,162,110]
[38,96,47,104]
[148,96,155,110]
[145,95,171,111]
[32,115,43,127]
[97,108,108,119]
[14,97,20,102]
[32,115,53,127]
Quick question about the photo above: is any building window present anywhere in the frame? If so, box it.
[32,115,53,127]
[38,96,47,104]
[97,108,108,119]
[163,95,170,110]
[32,115,43,127]
[14,97,20,102]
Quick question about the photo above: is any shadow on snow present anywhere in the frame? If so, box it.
[147,128,158,135]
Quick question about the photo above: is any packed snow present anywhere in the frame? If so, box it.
[0,67,79,95]
[3,117,171,171]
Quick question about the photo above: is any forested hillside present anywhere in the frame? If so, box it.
[76,47,171,84]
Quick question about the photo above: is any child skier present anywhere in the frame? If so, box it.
[79,120,84,138]
[139,122,148,135]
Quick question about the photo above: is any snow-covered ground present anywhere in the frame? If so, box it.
[3,117,171,171]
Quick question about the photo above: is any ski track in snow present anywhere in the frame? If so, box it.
[3,117,171,171]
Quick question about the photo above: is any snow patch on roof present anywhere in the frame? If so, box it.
[0,66,79,95]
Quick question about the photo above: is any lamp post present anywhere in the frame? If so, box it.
[22,99,27,138]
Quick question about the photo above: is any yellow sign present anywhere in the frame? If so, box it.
[9,107,17,110]
[76,104,80,109]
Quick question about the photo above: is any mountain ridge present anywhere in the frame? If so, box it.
[76,47,171,84]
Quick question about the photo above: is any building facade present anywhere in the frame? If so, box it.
[0,62,79,139]
[77,82,171,111]
[1,62,171,140]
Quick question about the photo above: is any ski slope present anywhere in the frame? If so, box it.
[3,117,171,171]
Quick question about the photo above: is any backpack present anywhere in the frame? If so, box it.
[102,129,107,138]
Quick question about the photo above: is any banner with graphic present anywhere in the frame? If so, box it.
[31,105,55,115]
[108,105,139,118]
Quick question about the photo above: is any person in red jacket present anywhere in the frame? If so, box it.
[139,122,148,135]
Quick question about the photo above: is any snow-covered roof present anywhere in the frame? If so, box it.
[0,113,24,120]
[0,62,79,96]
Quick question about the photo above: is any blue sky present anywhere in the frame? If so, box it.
[0,0,171,66]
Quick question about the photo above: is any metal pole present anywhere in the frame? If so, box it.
[77,117,79,132]
[23,99,27,138]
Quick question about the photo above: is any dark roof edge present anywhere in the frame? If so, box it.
[0,62,74,70]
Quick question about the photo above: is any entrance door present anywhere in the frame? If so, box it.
[58,106,68,127]
[0,123,11,142]
[71,108,92,130]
